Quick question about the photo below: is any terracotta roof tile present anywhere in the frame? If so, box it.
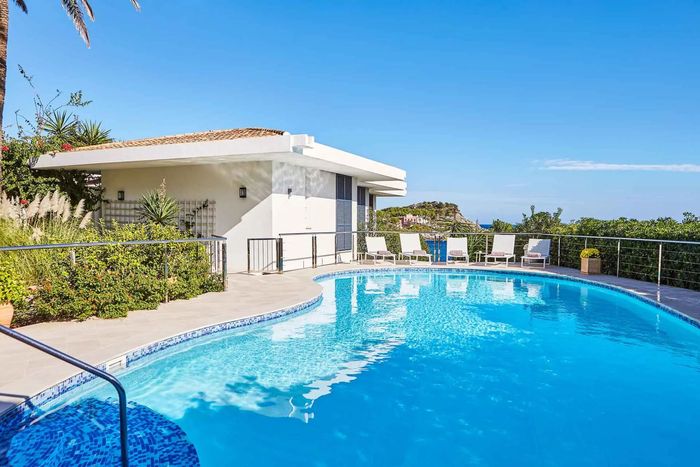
[71,127,287,152]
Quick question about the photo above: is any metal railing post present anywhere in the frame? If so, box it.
[277,237,284,273]
[616,240,621,277]
[163,245,169,303]
[657,243,663,286]
[584,238,588,249]
[0,326,130,467]
[557,236,561,266]
[221,242,228,291]
[246,239,251,274]
[334,233,338,264]
[312,235,318,268]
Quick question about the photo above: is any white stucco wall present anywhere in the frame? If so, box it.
[101,161,274,272]
[270,162,356,271]
[100,160,363,273]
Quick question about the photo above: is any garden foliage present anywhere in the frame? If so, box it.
[1,199,222,326]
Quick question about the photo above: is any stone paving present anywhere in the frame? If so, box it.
[1,261,699,416]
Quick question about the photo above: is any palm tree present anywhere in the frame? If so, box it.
[0,0,140,137]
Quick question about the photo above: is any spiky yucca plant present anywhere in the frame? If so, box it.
[137,180,180,226]
[76,120,112,146]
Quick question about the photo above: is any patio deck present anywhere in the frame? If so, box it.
[1,262,699,416]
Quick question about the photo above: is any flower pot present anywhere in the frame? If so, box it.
[580,258,601,275]
[0,302,14,327]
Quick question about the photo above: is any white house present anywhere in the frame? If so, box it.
[34,128,407,272]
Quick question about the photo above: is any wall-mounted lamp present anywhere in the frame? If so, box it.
[287,187,293,196]
[117,190,125,201]
[239,187,247,198]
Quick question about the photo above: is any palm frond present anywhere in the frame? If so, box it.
[80,0,95,21]
[13,0,28,14]
[60,0,91,47]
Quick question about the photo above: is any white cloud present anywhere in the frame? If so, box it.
[542,159,700,173]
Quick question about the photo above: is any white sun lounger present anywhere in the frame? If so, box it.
[521,239,551,268]
[484,234,516,266]
[446,237,469,264]
[399,233,432,264]
[364,236,396,264]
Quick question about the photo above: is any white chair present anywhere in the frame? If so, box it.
[446,237,469,264]
[521,239,551,268]
[399,233,432,264]
[484,234,516,266]
[364,236,396,264]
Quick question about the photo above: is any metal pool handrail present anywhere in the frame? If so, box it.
[0,325,130,467]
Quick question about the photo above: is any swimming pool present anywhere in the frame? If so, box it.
[2,269,700,466]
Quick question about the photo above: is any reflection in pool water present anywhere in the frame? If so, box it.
[7,271,700,466]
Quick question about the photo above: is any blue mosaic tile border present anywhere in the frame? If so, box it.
[0,294,322,430]
[314,266,700,329]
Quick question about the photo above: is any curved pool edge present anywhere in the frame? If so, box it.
[314,266,700,329]
[2,265,698,430]
[0,293,323,430]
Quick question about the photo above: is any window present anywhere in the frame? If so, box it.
[357,186,367,230]
[336,174,353,251]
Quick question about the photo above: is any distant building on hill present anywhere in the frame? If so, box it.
[401,213,430,228]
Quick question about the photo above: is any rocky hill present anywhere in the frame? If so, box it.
[376,201,482,232]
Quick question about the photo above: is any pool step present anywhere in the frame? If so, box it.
[1,398,199,466]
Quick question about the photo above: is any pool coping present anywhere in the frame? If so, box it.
[1,265,698,431]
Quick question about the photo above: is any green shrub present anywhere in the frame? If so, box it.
[580,248,601,259]
[0,260,26,304]
[11,221,223,326]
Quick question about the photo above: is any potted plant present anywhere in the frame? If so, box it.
[580,248,601,275]
[0,265,26,327]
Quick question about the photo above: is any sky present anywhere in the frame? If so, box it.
[4,0,699,223]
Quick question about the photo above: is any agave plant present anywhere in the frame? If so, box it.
[137,180,180,226]
[76,121,112,146]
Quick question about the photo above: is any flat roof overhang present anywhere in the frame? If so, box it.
[360,179,407,197]
[33,134,407,187]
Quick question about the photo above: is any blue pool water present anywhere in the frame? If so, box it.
[4,270,700,466]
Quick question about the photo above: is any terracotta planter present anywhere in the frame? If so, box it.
[0,302,14,327]
[580,258,601,275]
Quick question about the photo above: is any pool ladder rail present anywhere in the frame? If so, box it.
[0,325,130,467]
